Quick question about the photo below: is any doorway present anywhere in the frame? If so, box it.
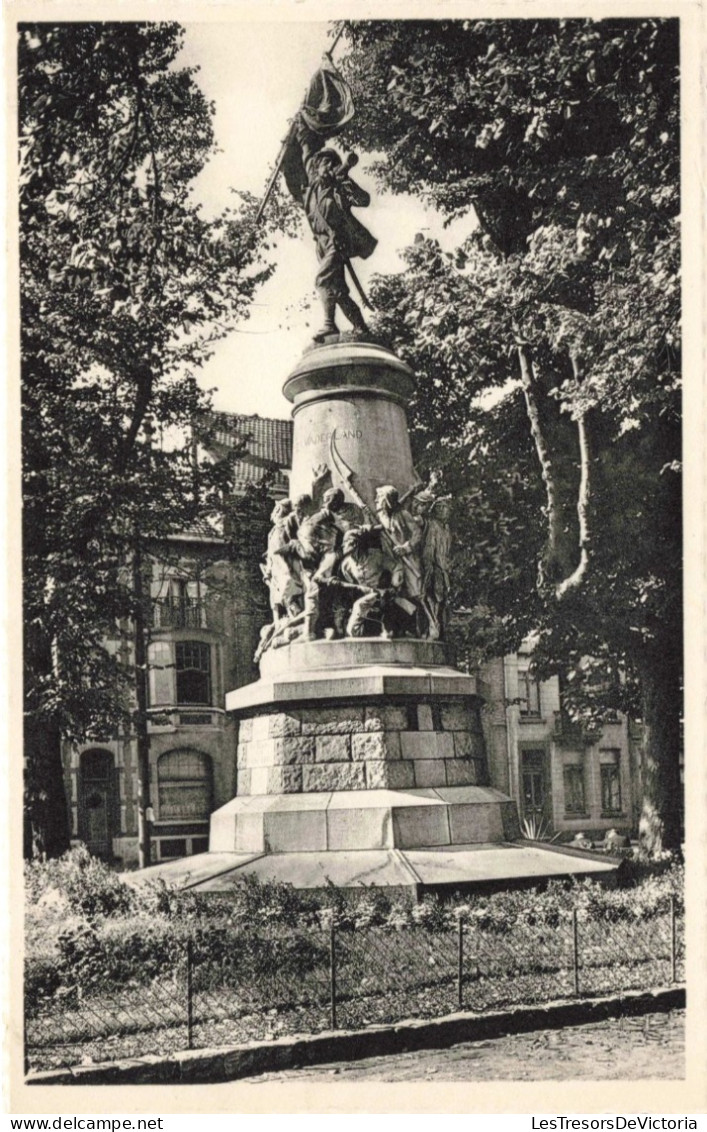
[79,749,117,858]
[521,748,551,829]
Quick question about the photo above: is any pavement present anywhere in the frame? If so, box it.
[248,1010,686,1083]
[28,987,684,1086]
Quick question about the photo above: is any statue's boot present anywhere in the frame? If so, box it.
[313,295,338,343]
[338,293,368,335]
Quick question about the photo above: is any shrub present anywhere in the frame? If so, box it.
[24,955,65,1008]
[25,846,137,921]
[24,847,684,1005]
[57,914,182,991]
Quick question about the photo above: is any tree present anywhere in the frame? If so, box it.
[20,22,288,856]
[340,19,681,850]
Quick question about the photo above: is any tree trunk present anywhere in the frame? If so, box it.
[556,410,591,598]
[133,543,152,869]
[24,715,71,859]
[516,345,566,587]
[23,619,71,858]
[636,639,683,853]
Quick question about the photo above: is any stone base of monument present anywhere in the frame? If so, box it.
[128,643,618,893]
[128,841,618,895]
[209,787,521,854]
[180,640,617,891]
[126,341,620,895]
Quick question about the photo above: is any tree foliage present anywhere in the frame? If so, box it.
[340,19,681,849]
[20,22,286,855]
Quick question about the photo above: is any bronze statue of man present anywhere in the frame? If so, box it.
[297,126,377,340]
[276,54,378,342]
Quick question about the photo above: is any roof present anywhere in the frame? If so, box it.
[164,514,225,544]
[197,411,293,494]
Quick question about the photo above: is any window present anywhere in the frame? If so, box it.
[176,641,211,705]
[148,641,173,706]
[518,669,541,717]
[600,749,622,814]
[563,762,586,815]
[152,573,205,629]
[157,749,213,820]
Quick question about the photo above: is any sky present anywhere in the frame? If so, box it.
[176,22,477,420]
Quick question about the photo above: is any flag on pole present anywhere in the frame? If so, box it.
[282,56,355,204]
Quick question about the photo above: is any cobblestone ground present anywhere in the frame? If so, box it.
[250,1010,685,1083]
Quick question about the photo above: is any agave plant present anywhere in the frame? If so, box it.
[521,814,561,843]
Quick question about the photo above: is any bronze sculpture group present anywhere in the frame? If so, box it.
[253,48,453,661]
[257,459,451,659]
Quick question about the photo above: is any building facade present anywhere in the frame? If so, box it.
[481,646,641,840]
[61,414,290,865]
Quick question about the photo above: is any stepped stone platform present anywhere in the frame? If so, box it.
[127,839,618,895]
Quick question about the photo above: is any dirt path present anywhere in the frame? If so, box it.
[250,1010,685,1083]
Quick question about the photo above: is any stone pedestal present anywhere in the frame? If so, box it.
[210,340,523,879]
[283,340,417,507]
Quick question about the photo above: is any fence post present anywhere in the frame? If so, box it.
[572,909,580,996]
[186,938,194,1051]
[670,896,677,984]
[457,918,464,1010]
[329,923,338,1030]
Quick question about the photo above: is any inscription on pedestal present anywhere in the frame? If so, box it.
[304,427,363,447]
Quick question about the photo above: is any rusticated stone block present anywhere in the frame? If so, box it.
[237,769,251,795]
[384,760,416,789]
[251,715,272,741]
[250,712,301,740]
[452,732,485,760]
[238,718,254,742]
[451,731,472,759]
[247,765,303,794]
[413,759,447,788]
[417,705,435,731]
[315,735,351,763]
[302,762,366,792]
[363,705,409,732]
[266,765,303,793]
[237,737,315,769]
[237,740,271,769]
[365,760,415,790]
[247,767,268,794]
[299,706,365,735]
[273,736,316,765]
[445,759,478,786]
[351,731,401,761]
[268,712,302,738]
[440,703,473,732]
[400,732,454,761]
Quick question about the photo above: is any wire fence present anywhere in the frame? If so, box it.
[25,899,684,1073]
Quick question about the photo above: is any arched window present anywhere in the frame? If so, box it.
[157,749,214,821]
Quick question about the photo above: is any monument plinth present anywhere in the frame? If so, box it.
[211,339,523,878]
[283,340,416,505]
